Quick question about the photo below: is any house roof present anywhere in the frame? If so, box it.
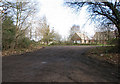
[76,32,89,40]
[71,32,89,40]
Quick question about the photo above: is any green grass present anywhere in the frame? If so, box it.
[49,42,115,46]
[87,46,119,65]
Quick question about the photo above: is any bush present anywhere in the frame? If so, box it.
[107,38,118,45]
[2,16,16,50]
[50,42,58,45]
[17,37,31,48]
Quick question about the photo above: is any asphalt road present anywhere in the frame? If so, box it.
[2,46,118,82]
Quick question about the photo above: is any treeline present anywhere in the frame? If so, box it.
[1,1,62,51]
[1,1,36,50]
[34,16,62,45]
[2,16,31,50]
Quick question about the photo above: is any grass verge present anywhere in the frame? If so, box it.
[87,46,119,65]
[2,44,43,56]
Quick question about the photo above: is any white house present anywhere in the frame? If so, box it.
[70,32,89,44]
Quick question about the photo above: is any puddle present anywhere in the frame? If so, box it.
[41,62,47,64]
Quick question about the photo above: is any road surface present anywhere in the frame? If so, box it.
[2,46,118,82]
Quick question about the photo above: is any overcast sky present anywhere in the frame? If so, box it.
[34,0,96,39]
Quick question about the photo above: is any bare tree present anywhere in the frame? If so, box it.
[65,0,120,47]
[54,33,62,43]
[69,24,80,40]
[36,16,55,45]
[1,0,37,49]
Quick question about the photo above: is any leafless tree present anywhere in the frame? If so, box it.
[65,0,120,47]
[69,24,80,40]
[1,0,37,48]
[36,16,55,45]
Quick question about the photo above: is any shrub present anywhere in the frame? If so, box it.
[17,37,31,48]
[107,38,118,45]
[2,16,16,50]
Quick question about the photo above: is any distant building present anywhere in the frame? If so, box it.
[93,30,117,44]
[70,32,89,44]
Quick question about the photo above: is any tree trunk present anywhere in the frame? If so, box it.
[11,1,19,49]
[116,23,120,50]
[47,41,49,45]
[11,40,16,49]
[11,37,17,49]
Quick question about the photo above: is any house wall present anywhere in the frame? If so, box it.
[71,39,89,44]
[81,40,89,44]
[82,40,84,44]
[71,33,90,44]
[86,40,89,44]
[93,30,117,44]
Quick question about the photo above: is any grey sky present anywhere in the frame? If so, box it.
[35,0,95,39]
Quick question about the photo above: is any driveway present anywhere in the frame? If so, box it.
[2,46,118,82]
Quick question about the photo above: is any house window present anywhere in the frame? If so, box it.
[77,40,81,43]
